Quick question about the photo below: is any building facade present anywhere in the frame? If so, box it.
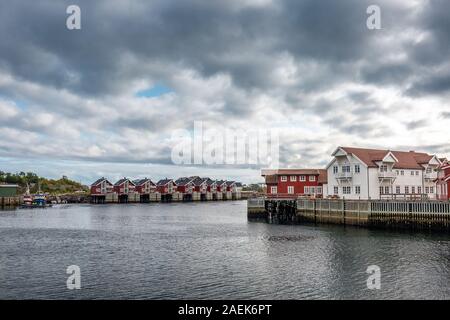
[326,147,442,200]
[261,169,327,198]
[133,178,156,194]
[90,177,114,195]
[436,159,450,201]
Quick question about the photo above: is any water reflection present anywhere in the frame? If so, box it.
[0,202,449,299]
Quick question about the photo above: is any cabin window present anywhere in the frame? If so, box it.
[418,186,422,194]
[334,186,339,195]
[354,165,360,173]
[430,186,434,194]
[355,186,361,194]
[343,186,351,194]
[415,171,419,176]
[309,176,316,182]
[385,186,390,194]
[300,175,306,182]
[271,186,277,194]
[411,171,414,176]
[304,186,310,194]
[281,176,287,182]
[380,165,388,172]
[333,166,338,174]
[290,176,297,182]
[342,165,351,173]
[411,186,415,194]
[396,186,400,194]
[317,187,322,194]
[405,186,409,194]
[426,167,432,174]
[401,170,404,176]
[287,186,294,194]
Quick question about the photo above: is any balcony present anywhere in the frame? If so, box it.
[424,173,437,180]
[335,172,353,180]
[378,171,397,180]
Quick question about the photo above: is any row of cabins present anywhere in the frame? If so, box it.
[262,146,450,201]
[90,176,242,203]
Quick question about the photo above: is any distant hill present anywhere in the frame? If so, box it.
[0,171,88,195]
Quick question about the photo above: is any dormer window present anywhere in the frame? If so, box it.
[380,165,388,172]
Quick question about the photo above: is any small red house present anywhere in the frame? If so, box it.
[90,177,114,195]
[133,178,156,194]
[216,180,227,192]
[226,181,236,192]
[261,169,327,198]
[191,177,208,193]
[436,159,450,201]
[156,179,176,194]
[113,178,136,195]
[175,177,194,193]
[205,179,217,192]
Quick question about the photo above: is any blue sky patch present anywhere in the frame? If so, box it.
[136,84,173,98]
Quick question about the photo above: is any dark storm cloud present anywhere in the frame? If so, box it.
[406,119,428,130]
[1,0,449,172]
[0,0,395,97]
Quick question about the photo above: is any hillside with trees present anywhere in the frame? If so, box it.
[0,171,88,195]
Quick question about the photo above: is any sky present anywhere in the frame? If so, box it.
[0,0,449,185]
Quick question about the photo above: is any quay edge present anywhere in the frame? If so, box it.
[248,198,450,231]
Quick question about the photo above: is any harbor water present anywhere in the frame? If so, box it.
[0,201,449,299]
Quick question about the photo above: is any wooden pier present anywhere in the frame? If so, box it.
[0,196,21,208]
[248,198,450,231]
[90,191,242,204]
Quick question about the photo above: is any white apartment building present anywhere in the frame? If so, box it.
[326,147,442,200]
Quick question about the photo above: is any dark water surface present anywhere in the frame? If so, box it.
[0,201,449,299]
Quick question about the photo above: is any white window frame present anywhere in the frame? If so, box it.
[287,186,294,194]
[290,176,297,182]
[343,186,351,194]
[271,186,278,194]
[309,176,316,182]
[281,176,287,182]
[300,175,306,182]
[334,186,339,195]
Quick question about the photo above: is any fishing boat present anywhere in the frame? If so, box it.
[20,182,52,208]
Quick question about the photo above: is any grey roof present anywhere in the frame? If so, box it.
[114,178,135,186]
[156,179,173,186]
[133,178,154,186]
[226,181,236,186]
[91,177,110,186]
[205,178,216,186]
[175,177,193,186]
[192,177,208,186]
[216,180,227,185]
[235,182,243,187]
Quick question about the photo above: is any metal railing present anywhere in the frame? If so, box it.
[378,171,397,179]
[335,172,353,179]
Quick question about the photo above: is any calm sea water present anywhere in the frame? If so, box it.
[0,201,449,299]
